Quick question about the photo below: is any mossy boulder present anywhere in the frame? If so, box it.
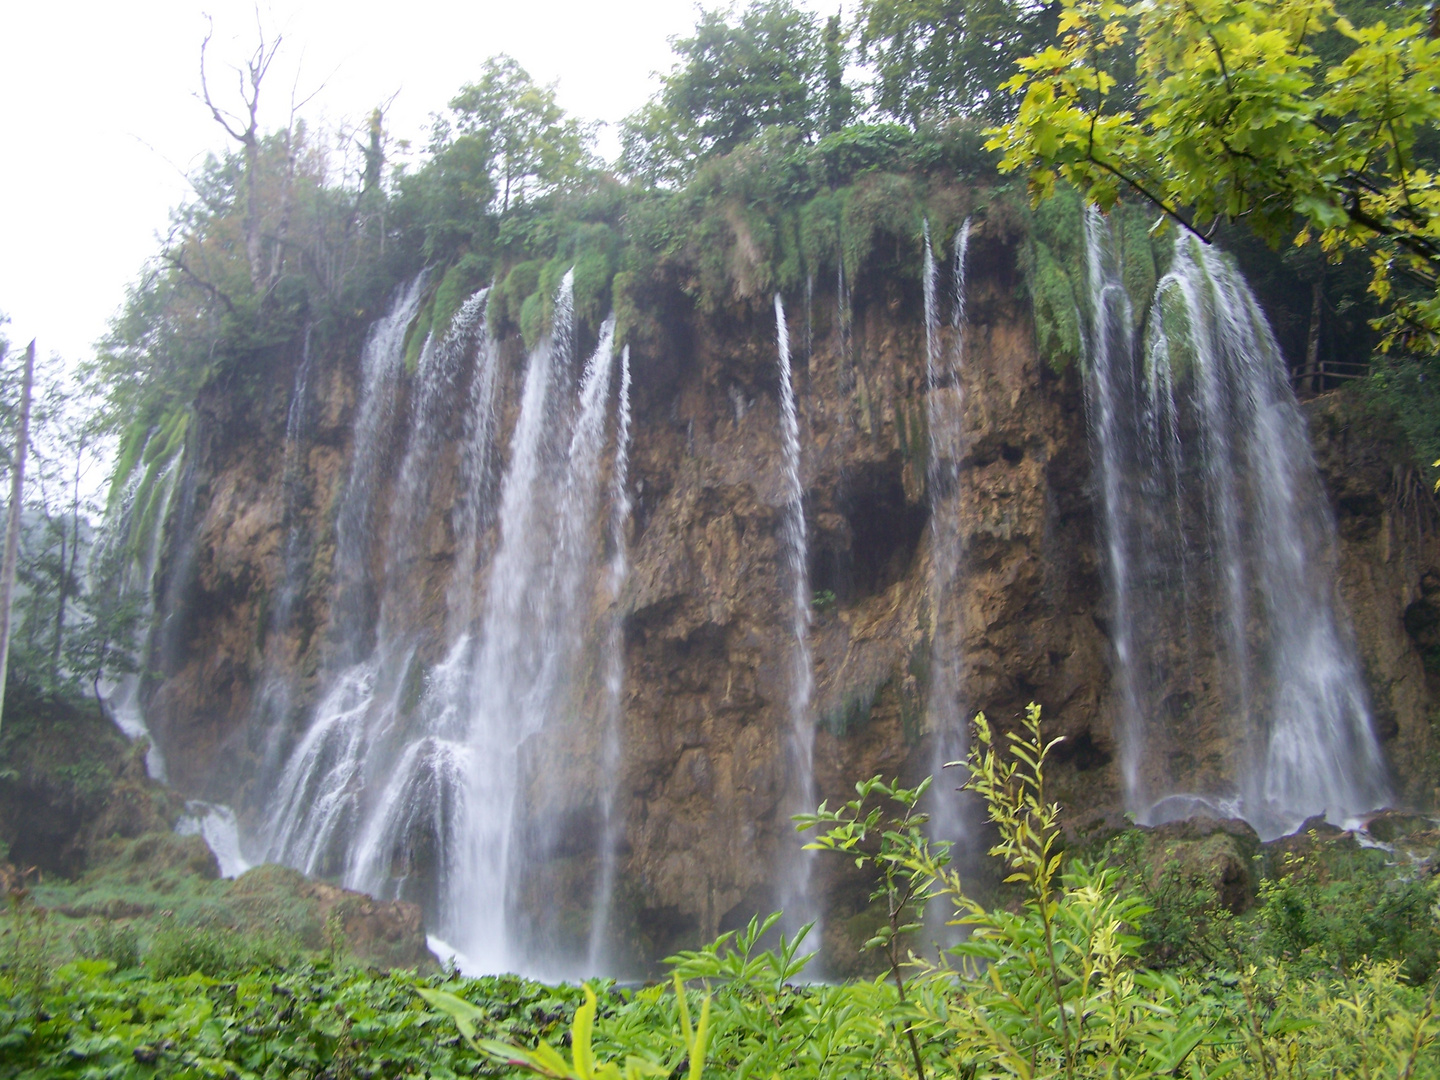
[1140,816,1262,914]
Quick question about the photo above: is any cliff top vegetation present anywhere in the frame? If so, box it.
[86,0,1440,512]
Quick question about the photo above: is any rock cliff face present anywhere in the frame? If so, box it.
[137,215,1440,971]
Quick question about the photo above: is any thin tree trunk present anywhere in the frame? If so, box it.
[1304,278,1323,393]
[52,515,67,678]
[0,341,37,733]
[53,434,85,676]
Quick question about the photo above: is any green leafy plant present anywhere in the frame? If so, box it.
[800,775,941,1077]
[70,920,139,971]
[421,979,702,1080]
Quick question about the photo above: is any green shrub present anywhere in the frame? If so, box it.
[144,920,299,978]
[71,920,139,970]
[1258,851,1440,983]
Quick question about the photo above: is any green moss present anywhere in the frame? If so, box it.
[822,679,884,737]
[431,253,492,340]
[840,172,923,283]
[520,291,546,351]
[572,249,615,329]
[1151,278,1198,385]
[128,454,179,565]
[800,189,845,273]
[775,208,804,294]
[1019,186,1088,373]
[1121,209,1159,316]
[403,297,434,375]
[501,260,544,330]
[1027,241,1086,372]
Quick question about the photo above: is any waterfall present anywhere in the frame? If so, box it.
[328,273,430,664]
[259,273,431,875]
[337,289,492,904]
[99,443,183,780]
[773,293,819,943]
[446,269,623,974]
[253,326,319,781]
[176,801,251,879]
[587,344,633,974]
[449,316,504,637]
[924,219,971,854]
[1084,211,1390,838]
[276,325,317,633]
[1082,210,1148,807]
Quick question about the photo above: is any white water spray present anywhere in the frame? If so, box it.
[1084,211,1390,838]
[773,293,819,944]
[923,219,972,854]
[587,344,633,974]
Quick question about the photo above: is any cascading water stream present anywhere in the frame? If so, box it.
[773,293,820,944]
[1081,210,1148,806]
[253,326,319,780]
[923,219,971,855]
[339,290,493,905]
[445,270,625,974]
[259,273,431,875]
[1084,211,1390,838]
[449,315,504,638]
[100,446,183,780]
[586,344,633,975]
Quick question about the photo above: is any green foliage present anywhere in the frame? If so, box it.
[448,55,597,214]
[989,0,1440,353]
[8,701,1440,1078]
[145,921,300,979]
[1015,185,1171,372]
[1102,829,1231,969]
[1258,849,1440,984]
[858,0,1060,125]
[0,957,592,1079]
[499,260,545,332]
[1368,353,1440,482]
[70,920,139,971]
[620,0,834,183]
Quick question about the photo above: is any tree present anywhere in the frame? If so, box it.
[620,0,832,181]
[822,13,859,134]
[986,0,1440,352]
[197,12,325,299]
[857,0,1060,125]
[446,56,594,213]
[0,339,34,733]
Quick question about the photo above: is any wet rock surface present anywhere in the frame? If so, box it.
[131,217,1440,967]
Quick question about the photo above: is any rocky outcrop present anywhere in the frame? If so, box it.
[134,210,1440,969]
[0,689,182,879]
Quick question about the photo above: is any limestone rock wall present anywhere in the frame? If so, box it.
[137,216,1440,969]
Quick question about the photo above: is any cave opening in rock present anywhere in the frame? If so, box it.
[812,465,928,606]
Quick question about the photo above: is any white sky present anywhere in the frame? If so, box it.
[1,0,845,364]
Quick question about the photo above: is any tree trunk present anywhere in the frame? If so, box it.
[1303,278,1323,393]
[0,341,37,733]
[245,135,264,288]
[52,434,85,676]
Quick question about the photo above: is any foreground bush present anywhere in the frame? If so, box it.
[2,705,1437,1078]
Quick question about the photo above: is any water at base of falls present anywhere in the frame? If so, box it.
[176,802,252,879]
[1083,211,1390,840]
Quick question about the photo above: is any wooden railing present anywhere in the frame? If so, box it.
[1290,358,1369,392]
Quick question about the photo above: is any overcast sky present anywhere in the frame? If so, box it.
[1,0,845,364]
